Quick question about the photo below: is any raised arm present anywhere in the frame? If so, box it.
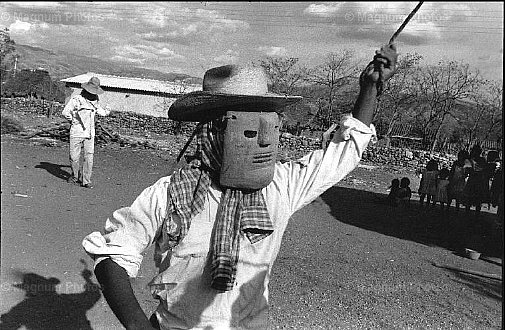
[352,44,398,126]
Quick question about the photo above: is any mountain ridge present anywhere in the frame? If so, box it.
[14,43,203,84]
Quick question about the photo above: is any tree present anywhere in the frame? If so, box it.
[410,60,483,153]
[258,56,312,133]
[0,28,18,81]
[453,80,503,149]
[1,69,66,102]
[258,57,307,95]
[374,52,423,139]
[304,49,361,129]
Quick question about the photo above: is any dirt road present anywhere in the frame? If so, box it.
[1,134,502,329]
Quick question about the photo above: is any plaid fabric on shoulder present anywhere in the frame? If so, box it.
[166,122,274,292]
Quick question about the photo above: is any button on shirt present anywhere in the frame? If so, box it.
[62,94,110,138]
[82,115,376,330]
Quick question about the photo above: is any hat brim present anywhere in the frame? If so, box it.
[168,91,303,122]
[81,83,104,95]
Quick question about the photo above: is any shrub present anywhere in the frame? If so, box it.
[1,115,24,134]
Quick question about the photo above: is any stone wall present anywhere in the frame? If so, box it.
[278,131,457,171]
[1,97,457,171]
[362,145,456,171]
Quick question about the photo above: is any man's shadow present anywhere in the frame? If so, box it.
[35,162,71,181]
[0,259,101,330]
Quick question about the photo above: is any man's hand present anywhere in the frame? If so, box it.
[352,44,399,126]
[360,43,398,87]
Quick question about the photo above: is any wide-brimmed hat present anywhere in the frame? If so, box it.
[81,76,104,95]
[168,64,303,122]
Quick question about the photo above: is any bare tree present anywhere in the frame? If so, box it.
[304,49,361,129]
[258,57,307,95]
[374,52,423,139]
[0,28,18,80]
[411,60,483,153]
[454,80,503,149]
[258,57,311,133]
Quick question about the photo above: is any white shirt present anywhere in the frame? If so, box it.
[62,94,110,138]
[82,115,375,330]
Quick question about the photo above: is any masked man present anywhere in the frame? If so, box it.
[83,44,398,329]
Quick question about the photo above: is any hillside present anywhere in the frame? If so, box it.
[14,44,202,83]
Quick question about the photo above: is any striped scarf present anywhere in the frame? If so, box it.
[167,122,273,291]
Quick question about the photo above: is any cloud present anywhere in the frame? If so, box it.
[112,44,184,64]
[110,55,146,64]
[257,46,287,57]
[301,2,461,45]
[304,3,343,17]
[4,2,63,8]
[8,19,31,32]
[134,6,249,44]
[110,55,145,64]
[213,49,239,64]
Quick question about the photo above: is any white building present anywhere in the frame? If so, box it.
[61,72,201,118]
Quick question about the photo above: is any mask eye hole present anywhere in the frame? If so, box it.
[212,118,228,133]
[244,130,257,138]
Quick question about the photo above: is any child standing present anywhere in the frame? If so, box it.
[435,168,451,210]
[387,178,400,206]
[463,145,489,214]
[448,150,470,211]
[398,177,412,206]
[418,159,439,206]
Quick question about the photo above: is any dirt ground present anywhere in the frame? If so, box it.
[0,118,503,329]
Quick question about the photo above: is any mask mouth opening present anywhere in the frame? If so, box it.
[252,152,274,164]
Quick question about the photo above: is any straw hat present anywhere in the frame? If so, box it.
[168,64,302,122]
[81,76,104,95]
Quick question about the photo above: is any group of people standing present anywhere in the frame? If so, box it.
[417,145,502,216]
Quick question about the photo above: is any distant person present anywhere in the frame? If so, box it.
[463,145,489,214]
[434,168,450,210]
[62,77,110,189]
[387,178,400,206]
[489,164,503,223]
[398,177,412,206]
[418,159,439,206]
[485,150,500,208]
[448,150,471,211]
[82,45,398,329]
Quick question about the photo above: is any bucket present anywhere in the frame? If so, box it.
[464,248,481,260]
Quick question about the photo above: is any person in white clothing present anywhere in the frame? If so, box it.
[62,77,110,189]
[82,44,398,329]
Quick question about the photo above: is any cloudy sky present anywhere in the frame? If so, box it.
[1,1,503,81]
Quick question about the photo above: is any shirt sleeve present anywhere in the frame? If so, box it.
[273,114,376,215]
[95,103,110,116]
[82,176,170,277]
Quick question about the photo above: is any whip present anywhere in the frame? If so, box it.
[377,1,424,96]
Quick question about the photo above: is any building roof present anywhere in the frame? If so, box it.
[60,72,201,94]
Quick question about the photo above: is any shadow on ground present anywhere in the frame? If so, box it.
[320,186,503,258]
[0,260,101,330]
[34,162,71,181]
